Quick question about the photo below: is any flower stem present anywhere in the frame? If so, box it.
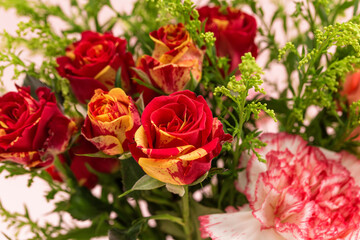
[182,185,191,240]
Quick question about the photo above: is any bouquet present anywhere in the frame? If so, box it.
[1,0,360,239]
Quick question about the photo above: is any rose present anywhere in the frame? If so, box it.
[130,90,232,185]
[56,31,135,103]
[199,133,360,240]
[81,88,140,155]
[0,86,76,167]
[136,23,204,103]
[198,6,258,72]
[340,70,360,141]
[46,136,119,189]
[341,69,360,104]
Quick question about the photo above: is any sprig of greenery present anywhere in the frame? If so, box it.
[0,202,63,239]
[215,53,276,138]
[214,52,276,177]
[0,20,80,115]
[279,20,360,134]
[148,0,212,48]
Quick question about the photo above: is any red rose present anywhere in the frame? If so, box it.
[0,86,76,167]
[130,90,232,185]
[198,6,258,72]
[135,23,204,104]
[81,88,140,155]
[46,136,119,189]
[56,31,135,103]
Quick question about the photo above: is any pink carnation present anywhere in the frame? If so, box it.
[199,133,360,240]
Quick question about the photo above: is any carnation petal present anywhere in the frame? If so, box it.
[199,211,285,240]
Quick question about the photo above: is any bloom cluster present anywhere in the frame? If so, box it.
[1,0,360,239]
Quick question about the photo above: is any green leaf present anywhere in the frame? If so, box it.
[131,67,151,84]
[115,67,122,88]
[131,174,165,190]
[134,92,145,115]
[118,152,133,160]
[144,214,184,226]
[52,222,109,240]
[119,175,165,198]
[108,221,143,240]
[68,187,111,220]
[53,156,78,189]
[354,0,359,16]
[189,172,208,186]
[165,183,185,196]
[158,219,185,239]
[184,71,199,92]
[75,151,116,158]
[133,77,166,96]
[22,74,48,100]
[189,200,223,240]
[109,228,126,240]
[120,157,145,196]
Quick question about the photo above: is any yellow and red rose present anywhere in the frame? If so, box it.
[198,6,258,72]
[81,88,140,155]
[56,31,135,103]
[130,90,232,185]
[0,86,76,167]
[136,23,204,104]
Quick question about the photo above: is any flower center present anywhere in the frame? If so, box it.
[88,44,104,58]
[91,95,129,122]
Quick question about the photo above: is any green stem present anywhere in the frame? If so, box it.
[182,186,191,240]
[232,95,247,171]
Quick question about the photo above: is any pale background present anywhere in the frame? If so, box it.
[0,0,353,239]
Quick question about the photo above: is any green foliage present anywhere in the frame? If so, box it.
[215,53,276,138]
[119,175,166,199]
[0,20,78,115]
[211,53,276,209]
[2,0,360,239]
[278,20,360,140]
[0,202,63,239]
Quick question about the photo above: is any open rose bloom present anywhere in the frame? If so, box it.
[199,133,360,240]
[0,86,76,168]
[136,23,204,102]
[82,88,140,155]
[130,90,232,185]
[56,31,135,103]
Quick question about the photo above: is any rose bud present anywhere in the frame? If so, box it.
[81,88,140,155]
[56,31,135,103]
[135,23,204,103]
[130,90,232,185]
[0,86,76,167]
[340,69,360,141]
[198,6,258,72]
[46,136,119,189]
[340,69,360,105]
